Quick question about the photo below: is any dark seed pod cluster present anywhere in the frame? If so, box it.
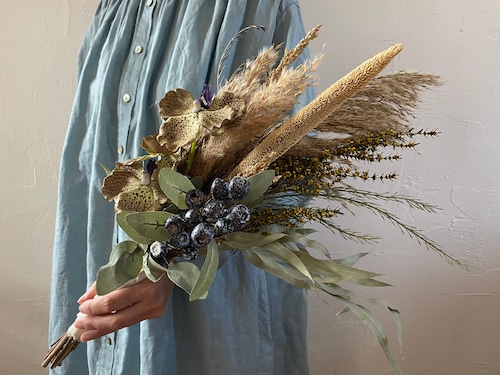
[148,176,252,268]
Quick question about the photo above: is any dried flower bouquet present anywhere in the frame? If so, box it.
[43,25,461,374]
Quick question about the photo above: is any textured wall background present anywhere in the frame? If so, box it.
[0,1,499,374]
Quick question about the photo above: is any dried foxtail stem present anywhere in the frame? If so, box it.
[229,43,403,178]
[286,72,443,158]
[268,24,321,82]
[41,324,82,368]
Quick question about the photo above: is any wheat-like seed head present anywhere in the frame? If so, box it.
[269,24,322,82]
[229,43,404,178]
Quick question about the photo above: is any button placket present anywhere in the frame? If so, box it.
[108,1,158,370]
[116,1,156,161]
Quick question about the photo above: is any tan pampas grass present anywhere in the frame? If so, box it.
[229,43,404,178]
[187,57,320,183]
[286,71,443,159]
[184,54,322,183]
[268,24,321,82]
[245,54,322,134]
[220,45,282,105]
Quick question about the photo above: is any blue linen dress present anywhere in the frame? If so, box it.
[49,1,313,374]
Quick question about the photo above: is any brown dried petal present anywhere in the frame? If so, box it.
[114,185,164,212]
[202,105,241,132]
[141,135,172,155]
[209,92,246,133]
[210,92,244,111]
[149,179,168,204]
[102,161,143,201]
[156,114,201,152]
[156,104,245,151]
[158,88,195,119]
[151,157,176,179]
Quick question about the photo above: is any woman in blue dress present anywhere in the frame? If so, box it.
[49,1,313,374]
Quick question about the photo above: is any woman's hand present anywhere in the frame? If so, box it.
[74,276,174,342]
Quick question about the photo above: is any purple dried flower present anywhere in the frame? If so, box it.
[200,84,214,109]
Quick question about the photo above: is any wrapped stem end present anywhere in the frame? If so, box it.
[41,328,80,369]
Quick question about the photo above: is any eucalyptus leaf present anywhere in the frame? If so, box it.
[190,176,203,190]
[143,254,168,282]
[333,252,370,267]
[117,211,155,244]
[255,242,314,282]
[350,278,392,287]
[96,241,143,295]
[167,262,206,297]
[288,228,318,236]
[294,250,381,283]
[224,231,286,248]
[124,211,172,242]
[329,294,402,375]
[280,234,331,259]
[388,306,403,352]
[239,170,275,205]
[158,168,196,209]
[363,296,403,352]
[316,281,358,299]
[241,249,313,289]
[190,240,219,301]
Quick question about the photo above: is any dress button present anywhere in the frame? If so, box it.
[122,94,131,103]
[146,0,153,6]
[118,146,124,154]
[134,45,144,54]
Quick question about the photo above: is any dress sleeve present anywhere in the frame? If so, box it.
[76,1,108,77]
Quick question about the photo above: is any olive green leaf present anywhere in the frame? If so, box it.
[294,250,382,283]
[239,170,275,205]
[279,232,331,259]
[241,249,313,289]
[190,240,219,301]
[223,231,287,248]
[158,168,196,209]
[323,288,402,375]
[143,254,168,282]
[190,176,204,190]
[166,262,206,298]
[255,242,314,282]
[123,211,172,242]
[117,211,154,244]
[333,252,370,267]
[96,241,143,295]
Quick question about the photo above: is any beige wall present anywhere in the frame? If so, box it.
[1,1,499,374]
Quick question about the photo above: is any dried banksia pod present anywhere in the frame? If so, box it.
[229,43,403,178]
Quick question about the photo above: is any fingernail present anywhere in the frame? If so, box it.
[77,293,86,304]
